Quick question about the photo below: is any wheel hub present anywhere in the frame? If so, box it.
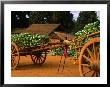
[90,61,100,72]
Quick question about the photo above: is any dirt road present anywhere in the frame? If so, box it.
[11,56,80,77]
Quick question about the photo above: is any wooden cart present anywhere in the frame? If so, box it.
[73,31,100,77]
[11,40,61,70]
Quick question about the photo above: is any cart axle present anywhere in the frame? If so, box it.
[90,61,100,72]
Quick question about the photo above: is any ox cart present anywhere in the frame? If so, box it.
[11,34,61,70]
[58,31,100,77]
[72,31,100,77]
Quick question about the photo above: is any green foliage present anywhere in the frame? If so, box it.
[70,21,100,58]
[67,49,75,57]
[11,33,49,48]
[74,21,100,45]
[50,48,63,56]
[50,47,75,57]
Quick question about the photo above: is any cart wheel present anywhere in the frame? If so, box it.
[31,51,47,65]
[79,37,100,77]
[11,42,20,70]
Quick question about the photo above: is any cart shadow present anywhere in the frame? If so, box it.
[16,64,45,70]
[15,62,58,70]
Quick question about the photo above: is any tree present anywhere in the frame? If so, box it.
[74,11,99,33]
[29,11,51,24]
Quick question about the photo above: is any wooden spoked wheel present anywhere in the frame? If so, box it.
[31,51,47,65]
[11,42,20,70]
[79,37,100,77]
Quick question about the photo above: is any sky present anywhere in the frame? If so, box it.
[70,11,100,21]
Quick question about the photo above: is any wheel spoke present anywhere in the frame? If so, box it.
[35,57,38,63]
[96,47,100,62]
[12,48,16,53]
[33,56,36,60]
[32,55,36,62]
[31,55,34,61]
[38,58,41,63]
[83,55,93,63]
[40,57,42,62]
[12,53,18,56]
[12,45,17,53]
[87,48,94,62]
[81,64,90,67]
[91,71,96,77]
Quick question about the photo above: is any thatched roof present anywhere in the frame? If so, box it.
[53,32,74,40]
[11,28,27,34]
[22,24,60,34]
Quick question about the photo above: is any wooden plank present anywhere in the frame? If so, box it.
[87,32,100,37]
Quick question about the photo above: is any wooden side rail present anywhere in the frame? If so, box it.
[87,31,100,37]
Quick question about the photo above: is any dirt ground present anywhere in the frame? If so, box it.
[11,55,80,77]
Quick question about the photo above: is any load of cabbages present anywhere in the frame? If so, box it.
[11,33,49,48]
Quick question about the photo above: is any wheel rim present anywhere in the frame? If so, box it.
[11,42,20,70]
[31,51,46,65]
[79,38,100,77]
